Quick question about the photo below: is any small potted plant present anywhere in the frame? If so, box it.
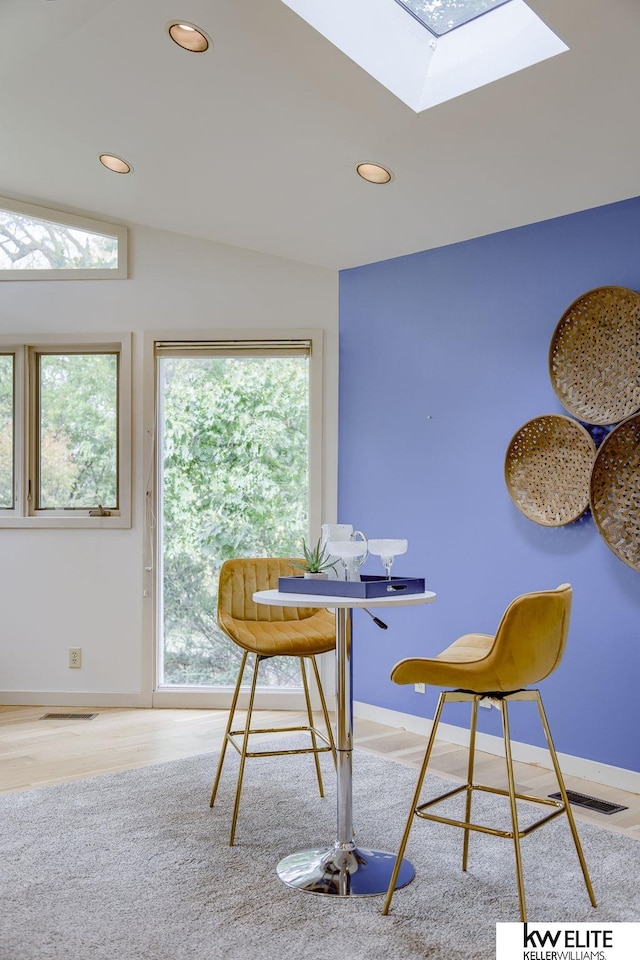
[295,538,338,579]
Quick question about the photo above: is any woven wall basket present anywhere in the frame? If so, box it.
[590,413,640,571]
[505,415,596,526]
[549,285,640,425]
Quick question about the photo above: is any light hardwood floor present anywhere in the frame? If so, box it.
[1,705,638,840]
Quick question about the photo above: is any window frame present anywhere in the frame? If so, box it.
[144,328,325,708]
[0,333,132,528]
[0,196,128,281]
[0,351,17,510]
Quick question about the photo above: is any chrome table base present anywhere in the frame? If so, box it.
[252,591,436,899]
[277,844,414,897]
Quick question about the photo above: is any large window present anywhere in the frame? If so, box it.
[0,197,127,280]
[0,335,131,527]
[150,335,323,695]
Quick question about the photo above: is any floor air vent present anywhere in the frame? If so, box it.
[40,713,98,720]
[549,790,627,815]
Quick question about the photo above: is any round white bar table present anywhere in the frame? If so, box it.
[253,586,436,897]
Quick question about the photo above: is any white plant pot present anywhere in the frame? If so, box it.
[303,572,329,580]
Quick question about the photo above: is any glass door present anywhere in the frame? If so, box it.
[156,345,311,689]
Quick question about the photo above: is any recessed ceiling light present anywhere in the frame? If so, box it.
[356,162,393,184]
[168,21,210,53]
[99,154,132,175]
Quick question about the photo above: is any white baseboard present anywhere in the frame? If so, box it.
[0,688,313,712]
[354,700,640,797]
[0,691,152,708]
[152,689,311,711]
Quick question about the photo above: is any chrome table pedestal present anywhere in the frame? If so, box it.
[253,589,436,897]
[276,842,414,897]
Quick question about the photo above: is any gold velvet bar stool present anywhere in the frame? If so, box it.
[381,583,596,921]
[209,557,337,845]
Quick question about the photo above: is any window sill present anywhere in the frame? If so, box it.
[0,514,131,529]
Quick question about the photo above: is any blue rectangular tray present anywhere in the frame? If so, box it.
[277,575,425,599]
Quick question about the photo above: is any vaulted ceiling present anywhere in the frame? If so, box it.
[2,0,640,270]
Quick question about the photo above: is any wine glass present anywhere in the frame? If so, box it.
[327,538,369,581]
[367,539,408,579]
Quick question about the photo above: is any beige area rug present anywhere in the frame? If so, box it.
[0,744,638,960]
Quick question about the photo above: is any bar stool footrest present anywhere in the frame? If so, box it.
[415,782,566,839]
[227,726,332,758]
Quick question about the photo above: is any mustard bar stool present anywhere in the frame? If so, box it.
[382,583,596,921]
[209,557,337,845]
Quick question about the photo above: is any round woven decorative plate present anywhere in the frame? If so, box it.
[590,413,640,571]
[505,415,596,526]
[549,286,640,425]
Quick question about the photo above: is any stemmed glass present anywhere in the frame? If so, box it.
[367,539,408,580]
[327,536,368,581]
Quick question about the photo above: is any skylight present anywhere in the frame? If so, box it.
[281,0,568,113]
[395,0,512,38]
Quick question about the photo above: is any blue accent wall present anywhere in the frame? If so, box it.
[339,197,640,774]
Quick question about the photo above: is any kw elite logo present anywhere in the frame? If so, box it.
[496,922,639,960]
[522,923,611,959]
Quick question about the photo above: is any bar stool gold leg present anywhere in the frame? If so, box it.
[382,691,447,915]
[501,700,527,922]
[210,650,248,808]
[229,652,261,846]
[534,692,597,908]
[462,697,479,872]
[300,656,324,797]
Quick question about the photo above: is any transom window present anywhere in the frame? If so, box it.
[394,0,512,37]
[0,197,127,280]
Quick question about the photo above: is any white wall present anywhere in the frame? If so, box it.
[0,223,338,704]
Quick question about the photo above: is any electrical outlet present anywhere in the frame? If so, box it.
[414,682,425,694]
[68,647,82,669]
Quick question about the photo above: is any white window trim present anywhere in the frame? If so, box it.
[0,332,132,528]
[0,196,128,281]
[142,328,325,707]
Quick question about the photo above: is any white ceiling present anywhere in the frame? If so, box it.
[2,0,640,271]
